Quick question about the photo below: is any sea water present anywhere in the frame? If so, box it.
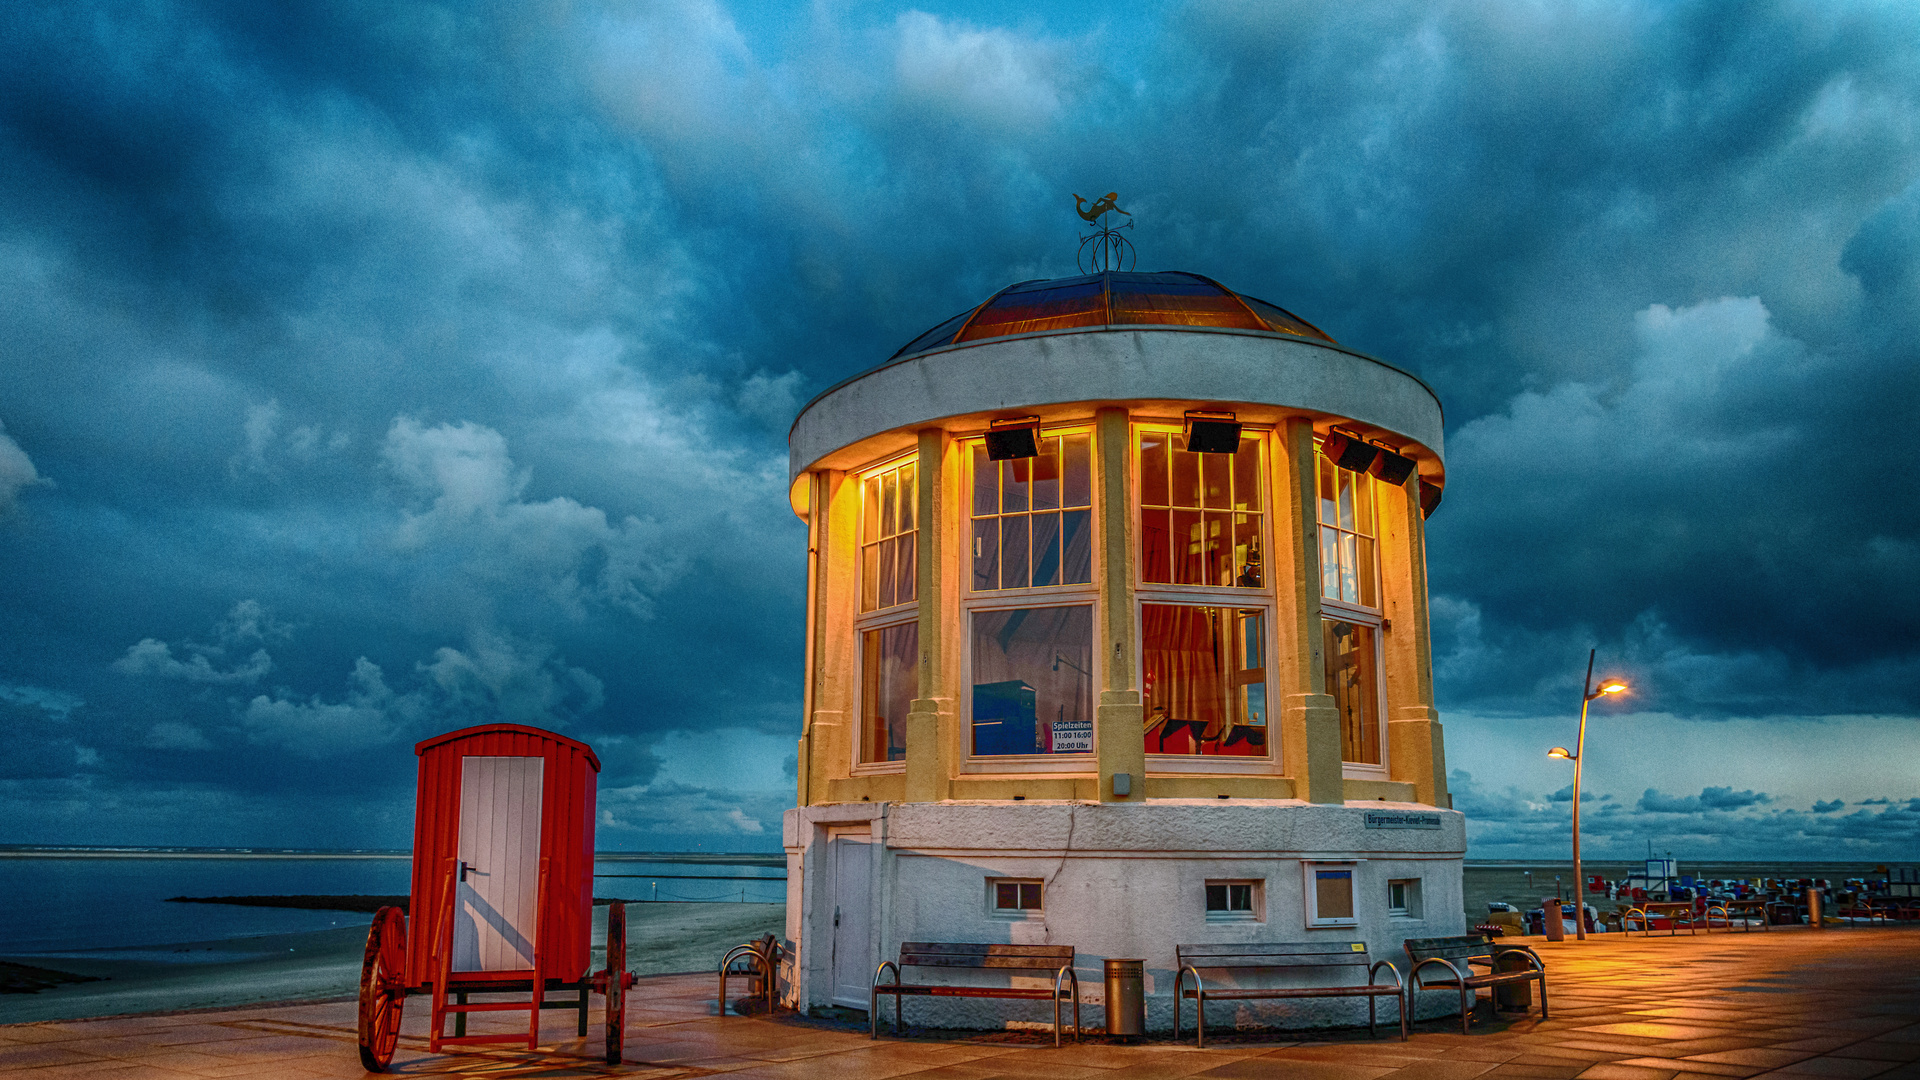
[0,850,787,958]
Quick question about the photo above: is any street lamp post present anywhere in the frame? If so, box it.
[1548,649,1627,942]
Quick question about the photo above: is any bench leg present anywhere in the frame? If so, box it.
[1197,994,1207,1049]
[1399,989,1409,1041]
[1539,975,1549,1021]
[1369,994,1376,1038]
[1460,984,1472,1035]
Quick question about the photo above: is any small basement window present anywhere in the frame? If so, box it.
[990,879,1044,915]
[1388,878,1422,919]
[1305,863,1358,928]
[1205,880,1262,921]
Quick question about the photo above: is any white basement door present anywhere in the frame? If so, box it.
[453,756,545,972]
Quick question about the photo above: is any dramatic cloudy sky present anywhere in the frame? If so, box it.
[2,0,1917,859]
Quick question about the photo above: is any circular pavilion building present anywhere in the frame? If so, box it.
[781,270,1464,1028]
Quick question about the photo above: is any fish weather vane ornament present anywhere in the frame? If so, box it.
[1074,191,1136,273]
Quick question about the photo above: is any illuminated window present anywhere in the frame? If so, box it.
[970,432,1092,592]
[991,878,1044,914]
[861,459,917,613]
[1142,605,1267,757]
[859,622,916,765]
[1305,863,1357,927]
[1206,880,1262,921]
[1316,452,1377,608]
[1139,429,1264,588]
[969,604,1093,757]
[1324,618,1382,765]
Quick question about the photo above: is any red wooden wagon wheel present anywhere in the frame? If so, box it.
[604,901,628,1064]
[357,906,408,1072]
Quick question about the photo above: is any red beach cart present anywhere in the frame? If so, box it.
[356,723,636,1071]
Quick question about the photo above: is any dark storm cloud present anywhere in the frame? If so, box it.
[1,0,1917,849]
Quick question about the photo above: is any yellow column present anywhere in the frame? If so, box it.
[1381,468,1449,807]
[1093,407,1144,802]
[905,428,955,803]
[1272,419,1344,804]
[805,470,856,806]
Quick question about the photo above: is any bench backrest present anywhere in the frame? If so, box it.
[899,942,1074,972]
[1403,935,1494,963]
[1177,942,1371,970]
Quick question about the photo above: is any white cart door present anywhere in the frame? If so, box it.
[453,756,544,972]
[828,828,874,1007]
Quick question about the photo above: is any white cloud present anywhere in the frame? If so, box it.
[383,417,682,618]
[0,419,48,512]
[0,682,83,720]
[891,12,1073,130]
[242,657,422,758]
[420,629,604,728]
[112,600,290,685]
[113,638,272,685]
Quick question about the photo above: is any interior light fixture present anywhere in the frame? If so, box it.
[1321,430,1381,473]
[1367,443,1418,485]
[1183,410,1243,454]
[985,416,1040,461]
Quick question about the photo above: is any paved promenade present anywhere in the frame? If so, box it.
[3,927,1917,1080]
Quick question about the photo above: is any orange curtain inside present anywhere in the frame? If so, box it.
[1143,606,1226,753]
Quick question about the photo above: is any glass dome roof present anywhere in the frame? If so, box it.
[891,270,1335,360]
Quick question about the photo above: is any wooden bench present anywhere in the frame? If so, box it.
[1404,935,1547,1034]
[1174,942,1406,1047]
[870,943,1079,1046]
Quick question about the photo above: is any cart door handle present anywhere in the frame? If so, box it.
[834,906,840,927]
[459,860,469,883]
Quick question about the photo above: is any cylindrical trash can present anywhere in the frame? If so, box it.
[1805,888,1824,928]
[1104,959,1145,1038]
[1542,898,1565,941]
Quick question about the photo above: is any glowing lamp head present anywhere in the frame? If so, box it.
[1547,747,1572,759]
[1597,679,1628,695]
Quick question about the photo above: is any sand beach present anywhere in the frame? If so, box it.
[0,901,783,1025]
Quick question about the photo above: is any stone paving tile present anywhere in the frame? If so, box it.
[1612,1058,1761,1077]
[1195,1058,1396,1080]
[1769,1059,1902,1079]
[1836,1042,1920,1063]
[1686,1050,1820,1069]
[1578,1025,1754,1041]
[1372,1058,1506,1080]
[1571,1065,1678,1080]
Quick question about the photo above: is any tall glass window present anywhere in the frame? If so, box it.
[1324,618,1381,765]
[971,434,1093,592]
[1141,605,1267,757]
[1316,453,1377,607]
[859,622,917,764]
[861,459,917,613]
[1139,430,1263,588]
[969,605,1093,756]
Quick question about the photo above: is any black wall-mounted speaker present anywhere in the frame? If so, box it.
[1183,412,1243,454]
[1322,432,1381,473]
[1369,447,1417,485]
[985,419,1040,461]
[1420,480,1443,518]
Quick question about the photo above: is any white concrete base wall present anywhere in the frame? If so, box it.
[782,800,1468,1033]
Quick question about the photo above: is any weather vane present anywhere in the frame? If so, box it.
[1073,191,1135,273]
